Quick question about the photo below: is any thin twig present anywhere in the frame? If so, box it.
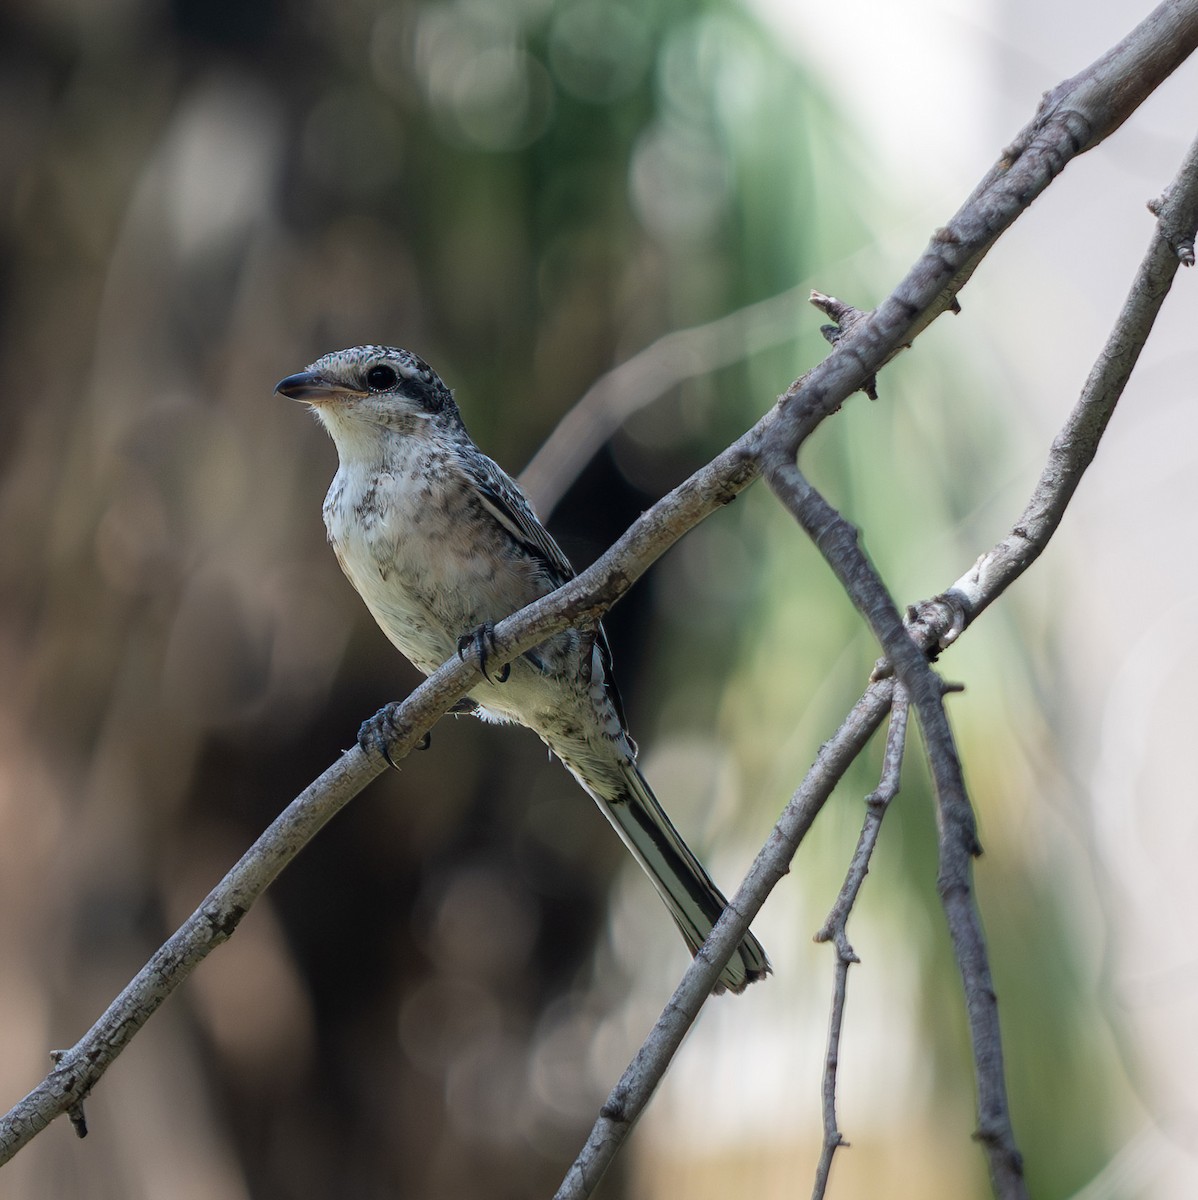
[811,689,910,1200]
[817,689,910,945]
[518,283,813,517]
[812,949,852,1200]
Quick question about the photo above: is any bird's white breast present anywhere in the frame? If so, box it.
[322,443,547,682]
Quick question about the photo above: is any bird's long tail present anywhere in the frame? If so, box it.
[573,759,770,994]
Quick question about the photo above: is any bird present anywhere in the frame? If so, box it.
[275,345,769,993]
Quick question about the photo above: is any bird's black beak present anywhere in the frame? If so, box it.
[275,371,328,401]
[275,371,364,402]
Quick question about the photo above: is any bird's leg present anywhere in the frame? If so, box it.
[576,624,597,686]
[457,622,511,684]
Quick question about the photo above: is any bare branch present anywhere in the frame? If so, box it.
[751,20,1198,1200]
[926,123,1198,637]
[808,118,1198,1196]
[811,689,910,1200]
[0,749,388,1163]
[811,949,852,1200]
[518,283,812,517]
[817,688,910,947]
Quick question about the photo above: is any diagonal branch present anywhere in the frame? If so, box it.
[926,124,1198,635]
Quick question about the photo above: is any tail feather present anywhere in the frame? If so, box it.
[573,759,770,994]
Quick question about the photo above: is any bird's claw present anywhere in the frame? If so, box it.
[359,705,400,767]
[358,703,431,766]
[457,622,511,684]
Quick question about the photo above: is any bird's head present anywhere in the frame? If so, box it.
[275,345,463,446]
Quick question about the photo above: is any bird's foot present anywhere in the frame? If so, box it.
[457,622,511,684]
[358,703,431,768]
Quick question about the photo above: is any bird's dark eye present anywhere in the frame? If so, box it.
[365,364,399,391]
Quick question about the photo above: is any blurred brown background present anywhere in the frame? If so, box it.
[2,0,1196,1197]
